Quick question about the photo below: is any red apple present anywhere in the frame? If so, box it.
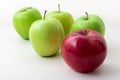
[61,30,107,72]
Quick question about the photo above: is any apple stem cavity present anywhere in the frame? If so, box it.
[21,7,32,12]
[43,10,47,20]
[58,4,60,13]
[85,12,88,20]
[28,7,32,9]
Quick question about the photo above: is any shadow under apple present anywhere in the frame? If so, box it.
[77,64,120,79]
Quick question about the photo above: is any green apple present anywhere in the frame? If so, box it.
[13,7,42,40]
[46,4,74,36]
[72,12,105,35]
[29,10,64,57]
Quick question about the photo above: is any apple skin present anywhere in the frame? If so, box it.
[29,18,64,57]
[46,11,74,36]
[72,14,105,35]
[13,7,42,40]
[61,30,107,72]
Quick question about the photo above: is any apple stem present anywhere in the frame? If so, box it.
[58,4,60,13]
[85,12,88,20]
[77,30,88,36]
[43,10,47,20]
[84,30,88,35]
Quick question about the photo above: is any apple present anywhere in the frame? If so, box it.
[61,30,107,72]
[29,10,64,57]
[72,12,105,35]
[13,7,42,40]
[46,4,74,36]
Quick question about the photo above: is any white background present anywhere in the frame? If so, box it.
[0,0,120,80]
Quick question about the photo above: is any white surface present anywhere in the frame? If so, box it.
[0,0,120,80]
